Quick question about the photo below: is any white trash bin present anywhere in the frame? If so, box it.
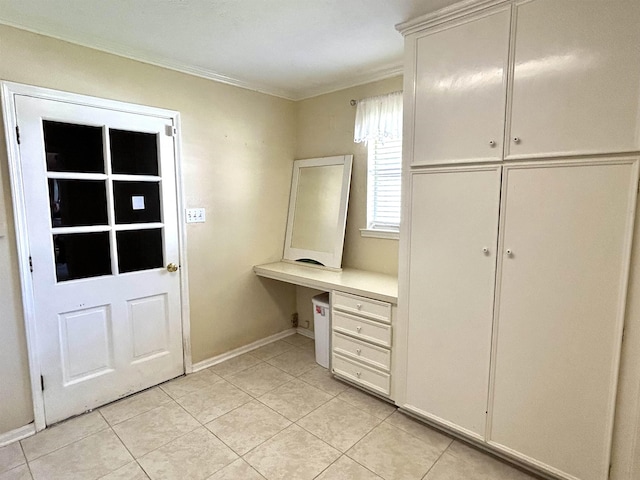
[312,293,330,368]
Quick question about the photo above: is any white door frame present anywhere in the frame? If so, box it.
[1,81,192,431]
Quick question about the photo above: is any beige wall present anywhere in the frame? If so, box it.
[0,24,298,434]
[294,77,402,329]
[0,130,33,434]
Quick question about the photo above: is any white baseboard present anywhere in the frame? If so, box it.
[296,327,315,339]
[192,328,297,372]
[0,423,35,447]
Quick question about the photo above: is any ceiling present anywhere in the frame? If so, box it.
[0,0,457,100]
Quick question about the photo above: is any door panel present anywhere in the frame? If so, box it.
[16,95,184,424]
[489,160,639,480]
[129,295,170,362]
[59,306,113,383]
[412,7,510,165]
[507,0,640,158]
[405,167,501,437]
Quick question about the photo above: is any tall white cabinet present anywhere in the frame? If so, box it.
[405,166,501,438]
[397,1,640,480]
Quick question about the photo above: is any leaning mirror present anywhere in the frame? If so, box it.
[283,155,353,270]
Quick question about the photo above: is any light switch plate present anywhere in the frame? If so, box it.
[186,208,206,223]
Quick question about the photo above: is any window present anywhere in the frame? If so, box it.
[366,138,402,236]
[353,91,403,239]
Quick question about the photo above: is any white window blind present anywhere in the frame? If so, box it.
[367,138,402,232]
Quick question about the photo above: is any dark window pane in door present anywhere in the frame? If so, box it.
[110,129,159,175]
[113,181,161,224]
[54,232,111,282]
[48,179,108,227]
[117,229,163,273]
[43,121,104,173]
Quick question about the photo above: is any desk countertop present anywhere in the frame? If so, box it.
[253,261,398,304]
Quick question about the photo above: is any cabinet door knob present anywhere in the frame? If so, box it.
[506,249,513,256]
[356,348,362,355]
[356,326,362,332]
[356,303,362,310]
[482,247,489,254]
[513,137,520,144]
[489,140,496,147]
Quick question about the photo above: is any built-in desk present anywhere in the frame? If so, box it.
[254,261,398,398]
[253,261,397,304]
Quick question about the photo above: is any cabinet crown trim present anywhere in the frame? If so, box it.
[396,0,510,35]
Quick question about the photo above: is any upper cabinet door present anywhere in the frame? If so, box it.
[507,0,640,159]
[410,7,511,166]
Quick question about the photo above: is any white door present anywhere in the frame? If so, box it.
[506,0,640,159]
[404,166,501,438]
[410,6,511,165]
[15,95,184,425]
[488,160,639,480]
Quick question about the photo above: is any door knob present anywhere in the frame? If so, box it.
[505,249,513,257]
[167,263,179,272]
[513,137,521,144]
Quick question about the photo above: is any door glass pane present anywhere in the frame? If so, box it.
[116,229,163,273]
[113,181,161,224]
[54,232,112,281]
[110,129,159,175]
[48,179,108,227]
[44,121,104,173]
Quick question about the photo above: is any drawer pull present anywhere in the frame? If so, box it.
[356,326,362,332]
[356,303,362,310]
[356,371,361,378]
[356,348,362,355]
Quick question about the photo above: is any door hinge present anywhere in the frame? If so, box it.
[165,125,176,137]
[15,125,20,145]
[40,375,44,391]
[29,256,33,273]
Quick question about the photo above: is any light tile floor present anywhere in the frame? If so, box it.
[0,335,540,480]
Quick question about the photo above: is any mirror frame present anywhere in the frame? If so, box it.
[283,155,353,270]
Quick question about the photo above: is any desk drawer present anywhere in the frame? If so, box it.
[332,353,390,396]
[332,332,390,371]
[332,311,391,348]
[332,291,391,323]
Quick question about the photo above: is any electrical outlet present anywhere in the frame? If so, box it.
[186,208,206,223]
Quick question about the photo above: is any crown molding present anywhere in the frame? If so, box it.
[0,19,403,101]
[395,0,510,35]
[293,63,403,101]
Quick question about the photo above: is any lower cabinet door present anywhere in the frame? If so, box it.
[404,166,502,438]
[489,159,639,480]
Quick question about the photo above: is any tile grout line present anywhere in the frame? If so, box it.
[19,412,111,465]
[17,441,35,480]
[382,413,456,448]
[99,411,147,479]
[101,391,178,429]
[310,453,344,479]
[419,437,455,480]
